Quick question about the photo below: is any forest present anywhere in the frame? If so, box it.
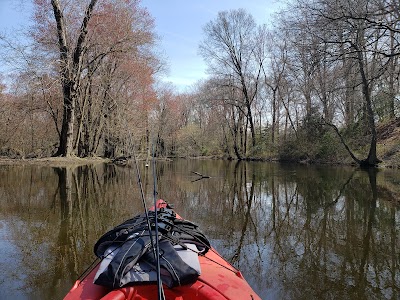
[0,0,399,167]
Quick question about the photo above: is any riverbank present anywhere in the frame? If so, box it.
[0,154,398,169]
[1,117,399,169]
[0,156,111,167]
[1,118,399,168]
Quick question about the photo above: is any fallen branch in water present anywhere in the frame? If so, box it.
[192,171,210,179]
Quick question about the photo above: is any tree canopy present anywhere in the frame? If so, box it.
[0,0,399,166]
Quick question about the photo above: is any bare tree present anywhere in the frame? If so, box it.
[50,0,98,157]
[261,29,288,144]
[30,0,160,158]
[314,0,390,166]
[199,9,263,156]
[275,0,399,166]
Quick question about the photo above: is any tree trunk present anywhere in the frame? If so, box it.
[388,30,396,119]
[58,95,75,157]
[356,44,379,166]
[271,88,277,144]
[232,109,242,160]
[241,78,256,149]
[51,0,98,157]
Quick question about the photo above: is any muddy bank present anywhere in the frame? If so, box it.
[0,156,110,167]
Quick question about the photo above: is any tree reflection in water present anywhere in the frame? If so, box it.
[0,161,398,299]
[156,161,400,300]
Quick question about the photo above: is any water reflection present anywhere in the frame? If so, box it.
[0,161,399,300]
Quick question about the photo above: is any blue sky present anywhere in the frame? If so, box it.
[0,0,283,91]
[141,0,283,91]
[0,0,33,31]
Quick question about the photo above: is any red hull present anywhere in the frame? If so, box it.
[64,200,261,300]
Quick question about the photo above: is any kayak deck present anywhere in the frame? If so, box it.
[64,200,261,300]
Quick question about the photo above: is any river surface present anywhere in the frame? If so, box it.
[0,160,399,300]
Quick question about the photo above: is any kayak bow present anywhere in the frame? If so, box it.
[64,199,261,300]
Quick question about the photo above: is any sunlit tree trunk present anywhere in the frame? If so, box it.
[51,0,98,157]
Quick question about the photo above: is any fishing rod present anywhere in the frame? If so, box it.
[151,141,165,300]
[130,134,165,300]
[129,136,154,251]
[73,137,158,286]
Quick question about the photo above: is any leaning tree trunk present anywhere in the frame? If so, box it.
[325,46,380,168]
[356,45,379,166]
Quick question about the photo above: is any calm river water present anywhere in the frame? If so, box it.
[0,160,399,300]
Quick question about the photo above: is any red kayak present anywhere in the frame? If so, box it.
[64,199,261,300]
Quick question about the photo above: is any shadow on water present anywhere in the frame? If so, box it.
[0,161,399,299]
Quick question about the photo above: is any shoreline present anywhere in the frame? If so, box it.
[0,156,111,167]
[0,156,398,169]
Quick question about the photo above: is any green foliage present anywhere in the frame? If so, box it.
[278,138,309,161]
[174,124,223,157]
[373,89,397,121]
[278,112,344,162]
[316,131,340,159]
[175,125,201,156]
[340,119,372,153]
[301,112,326,139]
